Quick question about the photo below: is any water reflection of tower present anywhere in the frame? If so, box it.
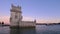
[10,27,36,34]
[10,28,20,34]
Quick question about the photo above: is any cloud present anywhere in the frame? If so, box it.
[0,16,60,24]
[22,16,34,21]
[0,16,35,24]
[0,16,10,24]
[36,18,60,23]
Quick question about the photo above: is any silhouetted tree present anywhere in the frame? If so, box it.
[0,22,1,24]
[2,21,4,25]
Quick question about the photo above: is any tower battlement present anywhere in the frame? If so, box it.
[10,4,21,13]
[11,4,21,9]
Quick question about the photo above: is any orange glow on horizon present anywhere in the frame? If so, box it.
[0,16,60,24]
[0,16,10,24]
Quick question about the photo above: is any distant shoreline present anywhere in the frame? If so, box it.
[0,23,60,26]
[36,23,60,25]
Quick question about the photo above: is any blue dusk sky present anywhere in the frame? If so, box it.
[0,0,60,24]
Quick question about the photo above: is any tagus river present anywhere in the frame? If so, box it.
[0,25,60,34]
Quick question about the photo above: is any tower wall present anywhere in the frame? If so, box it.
[10,4,22,28]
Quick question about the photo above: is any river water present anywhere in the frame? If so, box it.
[0,25,60,34]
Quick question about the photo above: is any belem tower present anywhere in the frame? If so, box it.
[10,4,36,28]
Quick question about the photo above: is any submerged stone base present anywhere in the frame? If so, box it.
[10,26,36,34]
[10,26,35,29]
[10,26,19,28]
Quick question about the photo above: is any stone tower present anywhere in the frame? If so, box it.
[10,4,22,28]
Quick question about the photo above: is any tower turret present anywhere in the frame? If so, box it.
[10,4,22,28]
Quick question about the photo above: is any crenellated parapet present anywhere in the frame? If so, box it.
[10,4,22,13]
[34,19,36,23]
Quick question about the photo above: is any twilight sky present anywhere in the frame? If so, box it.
[0,0,60,24]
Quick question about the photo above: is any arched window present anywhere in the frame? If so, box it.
[15,15,17,19]
[15,12,18,19]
